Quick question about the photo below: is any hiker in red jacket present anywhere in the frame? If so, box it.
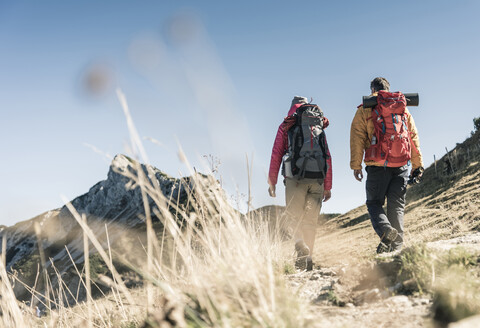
[268,96,332,270]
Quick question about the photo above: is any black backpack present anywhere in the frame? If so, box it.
[282,104,329,181]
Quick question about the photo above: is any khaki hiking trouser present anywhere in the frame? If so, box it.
[285,178,324,256]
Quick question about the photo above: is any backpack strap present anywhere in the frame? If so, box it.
[315,155,326,178]
[298,153,311,179]
[319,132,329,160]
[378,111,386,134]
[402,118,408,132]
[392,114,397,133]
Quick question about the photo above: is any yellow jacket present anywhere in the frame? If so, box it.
[350,102,423,170]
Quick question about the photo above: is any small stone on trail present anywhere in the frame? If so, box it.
[386,295,411,308]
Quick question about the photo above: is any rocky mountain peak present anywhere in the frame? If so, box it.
[0,154,218,307]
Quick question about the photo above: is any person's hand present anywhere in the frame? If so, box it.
[408,167,425,185]
[323,189,331,202]
[415,167,425,179]
[268,184,276,197]
[353,169,363,182]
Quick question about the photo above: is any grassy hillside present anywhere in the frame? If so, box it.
[314,129,480,267]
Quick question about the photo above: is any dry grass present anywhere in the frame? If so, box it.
[0,90,310,328]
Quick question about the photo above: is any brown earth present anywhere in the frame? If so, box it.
[285,131,480,327]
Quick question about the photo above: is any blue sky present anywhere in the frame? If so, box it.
[1,0,479,227]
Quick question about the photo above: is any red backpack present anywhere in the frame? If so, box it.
[364,91,413,166]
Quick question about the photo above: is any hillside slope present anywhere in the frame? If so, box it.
[314,130,480,267]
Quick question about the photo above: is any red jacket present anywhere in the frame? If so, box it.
[268,103,333,190]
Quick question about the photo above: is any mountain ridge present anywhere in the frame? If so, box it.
[0,154,222,307]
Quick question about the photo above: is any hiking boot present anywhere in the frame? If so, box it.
[390,243,403,252]
[376,241,391,254]
[376,226,398,254]
[295,240,311,271]
[296,256,314,271]
[306,256,313,271]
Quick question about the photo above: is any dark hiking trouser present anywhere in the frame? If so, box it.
[365,165,409,250]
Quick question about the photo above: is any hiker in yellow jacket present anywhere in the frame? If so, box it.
[350,77,424,253]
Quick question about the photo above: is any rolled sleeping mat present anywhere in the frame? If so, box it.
[362,93,419,108]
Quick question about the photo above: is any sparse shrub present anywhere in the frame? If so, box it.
[443,247,478,267]
[394,245,479,295]
[11,253,41,285]
[431,247,480,324]
[432,266,480,324]
[397,244,436,293]
[388,245,480,323]
[326,290,346,306]
[88,253,109,280]
[473,117,480,133]
[121,321,138,328]
[283,262,296,275]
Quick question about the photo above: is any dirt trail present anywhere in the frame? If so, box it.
[286,264,432,328]
[285,233,480,327]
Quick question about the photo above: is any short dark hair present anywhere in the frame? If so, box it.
[370,77,390,92]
